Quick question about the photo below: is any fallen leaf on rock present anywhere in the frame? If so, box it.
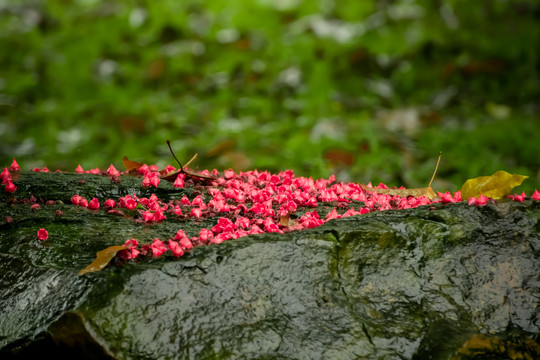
[122,156,144,172]
[79,245,126,276]
[461,170,528,200]
[362,152,440,200]
[372,187,436,199]
[280,213,298,227]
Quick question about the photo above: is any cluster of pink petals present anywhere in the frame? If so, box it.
[2,162,17,193]
[5,158,540,257]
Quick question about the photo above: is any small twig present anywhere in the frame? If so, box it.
[428,152,442,188]
[166,140,183,172]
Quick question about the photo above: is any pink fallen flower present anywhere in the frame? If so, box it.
[438,191,455,204]
[88,198,100,210]
[31,204,41,210]
[325,208,341,221]
[143,211,155,223]
[173,175,184,188]
[5,181,16,193]
[168,240,184,257]
[75,164,84,174]
[173,205,183,215]
[71,194,81,205]
[150,238,167,257]
[179,236,193,250]
[10,159,20,171]
[107,164,120,177]
[104,199,116,208]
[79,198,89,207]
[532,190,540,201]
[37,228,48,241]
[1,167,10,181]
[191,208,203,219]
[509,191,526,202]
[119,239,140,260]
[198,228,214,243]
[468,195,488,206]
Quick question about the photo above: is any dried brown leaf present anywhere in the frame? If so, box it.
[78,245,126,276]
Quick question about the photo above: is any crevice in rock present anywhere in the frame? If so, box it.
[324,229,348,298]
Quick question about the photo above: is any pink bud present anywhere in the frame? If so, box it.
[10,159,20,171]
[71,194,81,205]
[37,228,49,241]
[107,164,120,177]
[5,181,16,193]
[1,167,10,180]
[88,198,100,210]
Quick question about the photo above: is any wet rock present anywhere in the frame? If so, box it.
[1,174,539,359]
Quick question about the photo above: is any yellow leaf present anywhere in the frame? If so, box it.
[78,245,126,276]
[460,170,528,200]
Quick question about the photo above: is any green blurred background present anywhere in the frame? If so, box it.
[1,0,538,192]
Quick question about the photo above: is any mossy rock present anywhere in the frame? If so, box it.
[1,172,539,359]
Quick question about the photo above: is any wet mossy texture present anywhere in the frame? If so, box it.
[1,172,539,359]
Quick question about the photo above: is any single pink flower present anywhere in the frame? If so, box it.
[1,166,10,180]
[71,194,81,205]
[163,164,176,174]
[173,205,183,215]
[438,191,455,204]
[173,175,184,188]
[179,236,193,250]
[37,228,48,241]
[79,198,89,207]
[88,198,100,210]
[31,204,41,210]
[191,208,203,219]
[10,159,20,171]
[532,190,540,201]
[5,181,16,193]
[75,164,84,173]
[107,164,120,177]
[168,240,184,257]
[150,238,167,257]
[509,191,526,202]
[325,208,341,221]
[143,211,155,222]
[119,239,140,260]
[198,228,214,243]
[104,199,116,208]
[180,195,191,205]
[149,175,160,187]
[152,209,166,222]
[174,229,188,241]
[224,169,236,179]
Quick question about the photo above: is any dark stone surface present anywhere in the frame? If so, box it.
[1,173,539,359]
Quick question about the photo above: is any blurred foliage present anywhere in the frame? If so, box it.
[0,0,538,192]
